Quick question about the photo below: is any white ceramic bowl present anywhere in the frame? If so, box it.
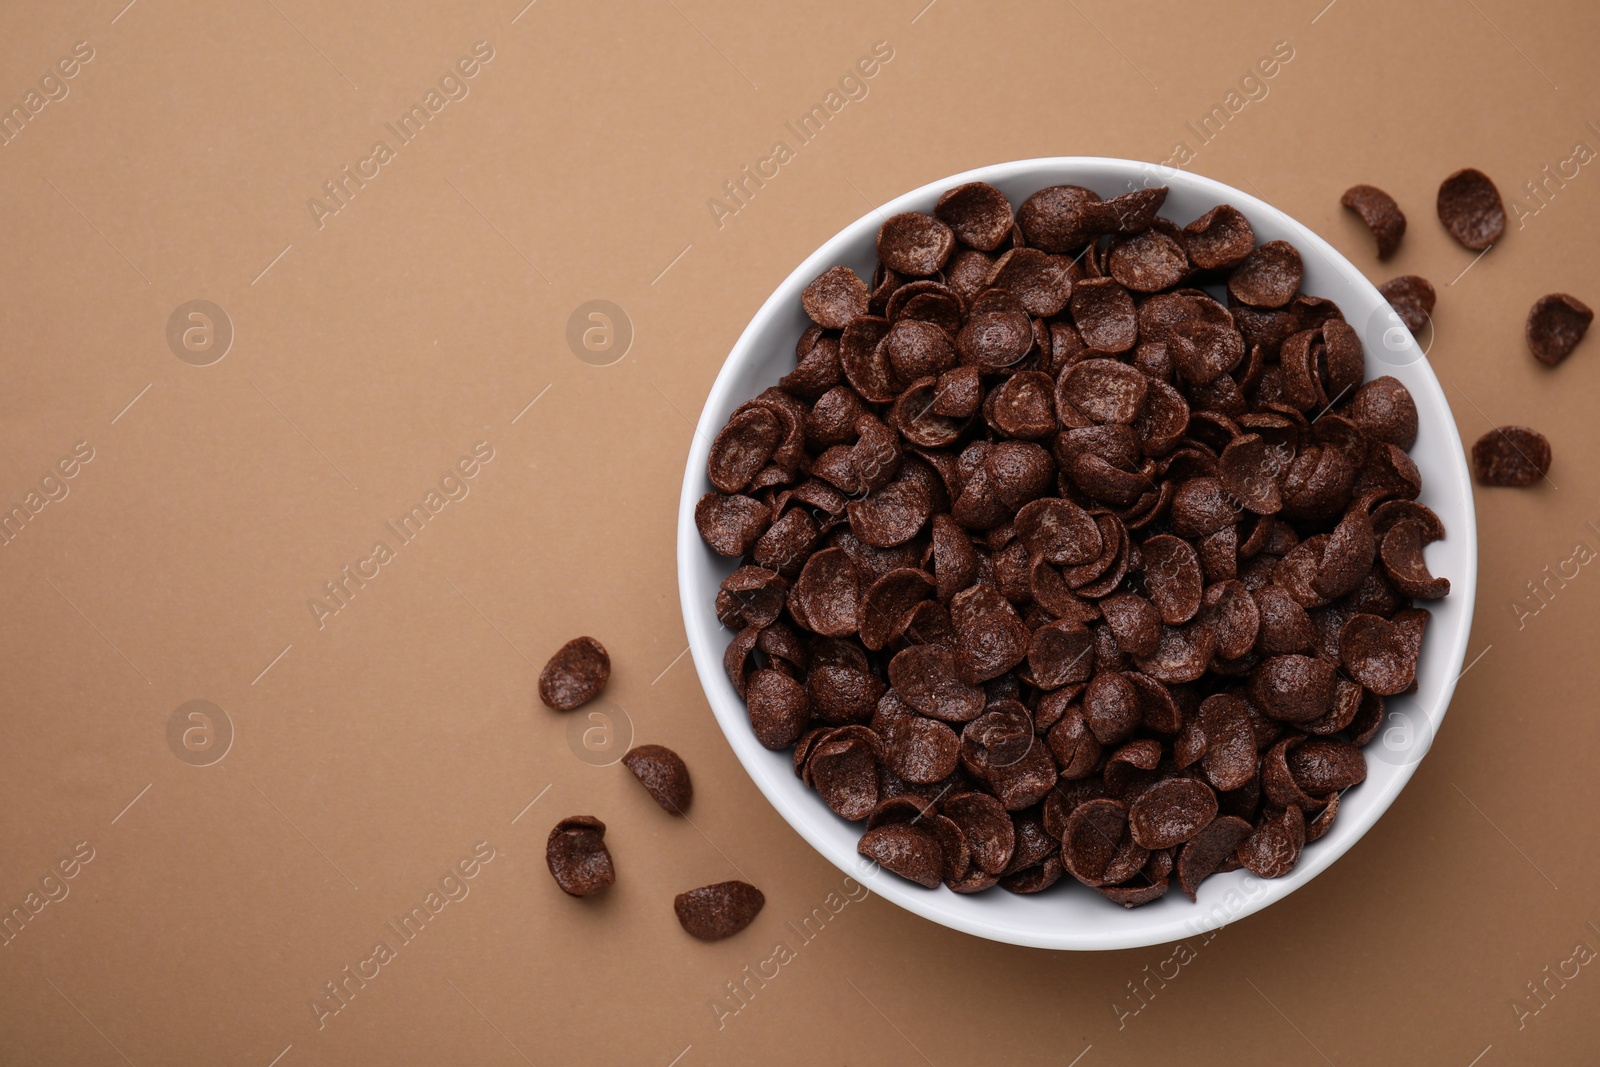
[677,157,1476,950]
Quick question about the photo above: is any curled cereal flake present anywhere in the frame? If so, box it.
[1235,804,1305,879]
[960,701,1033,777]
[858,568,935,651]
[717,566,787,629]
[1199,694,1257,791]
[1338,613,1416,696]
[882,319,957,385]
[752,509,819,578]
[1174,716,1207,769]
[858,822,945,888]
[950,583,1031,683]
[808,733,882,820]
[1201,580,1260,661]
[546,816,614,897]
[1182,204,1255,270]
[935,181,1015,251]
[888,646,983,723]
[1001,855,1064,894]
[866,793,934,830]
[1261,736,1327,812]
[1322,320,1364,400]
[886,715,961,784]
[674,881,765,941]
[1379,520,1450,599]
[985,441,1062,511]
[708,406,780,493]
[1437,168,1505,251]
[1348,376,1419,450]
[1218,434,1283,515]
[1135,379,1191,457]
[891,377,968,449]
[986,743,1058,811]
[1526,293,1592,366]
[1312,506,1377,600]
[848,480,932,548]
[1100,838,1152,889]
[1015,498,1102,567]
[1141,534,1203,625]
[746,669,811,749]
[990,248,1073,316]
[793,547,861,637]
[943,791,1015,875]
[806,386,867,447]
[1371,498,1444,543]
[1046,702,1103,781]
[538,636,611,712]
[807,662,883,725]
[1176,814,1253,900]
[957,306,1034,368]
[1133,624,1215,684]
[1288,738,1367,795]
[801,264,870,329]
[877,212,955,276]
[1016,185,1110,252]
[1377,275,1435,337]
[1109,228,1189,292]
[1171,476,1239,538]
[1070,278,1139,354]
[1060,358,1148,424]
[1099,592,1161,658]
[1471,426,1550,487]
[1340,184,1406,259]
[1228,240,1303,309]
[695,492,770,557]
[1130,778,1218,849]
[1027,619,1096,691]
[782,333,842,399]
[1062,797,1132,887]
[988,370,1058,440]
[1081,671,1145,748]
[1303,676,1363,736]
[838,317,897,403]
[1097,876,1168,908]
[622,744,694,815]
[1102,187,1168,233]
[1139,292,1245,386]
[1250,654,1337,723]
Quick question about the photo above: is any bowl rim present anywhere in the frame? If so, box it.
[676,156,1478,950]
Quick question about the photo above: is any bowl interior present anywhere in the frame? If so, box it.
[677,157,1477,950]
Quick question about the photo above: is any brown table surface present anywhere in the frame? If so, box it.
[3,1,1598,1064]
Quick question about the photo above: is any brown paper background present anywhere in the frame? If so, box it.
[1,1,1597,1063]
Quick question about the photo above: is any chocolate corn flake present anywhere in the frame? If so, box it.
[1182,204,1255,270]
[802,264,870,329]
[877,212,955,276]
[1228,240,1304,310]
[935,181,1015,252]
[1340,184,1407,259]
[674,881,765,941]
[1377,276,1435,337]
[622,744,693,815]
[1437,168,1505,251]
[699,179,1449,907]
[539,636,611,712]
[1526,293,1592,367]
[1472,426,1551,487]
[546,816,615,897]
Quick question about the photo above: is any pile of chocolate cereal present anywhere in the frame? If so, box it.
[695,180,1453,906]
